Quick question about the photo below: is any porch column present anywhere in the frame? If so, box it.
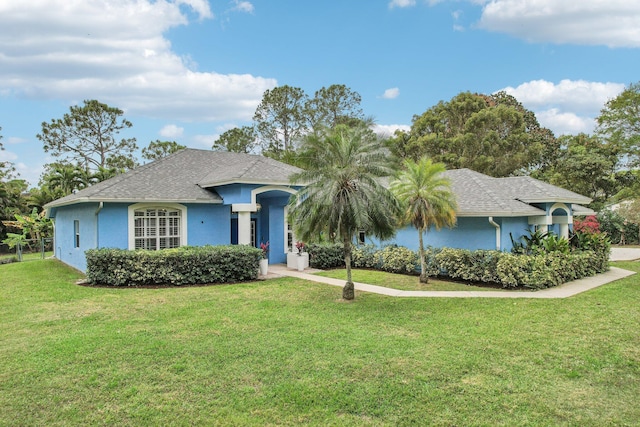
[232,203,258,245]
[237,211,251,245]
[559,223,569,239]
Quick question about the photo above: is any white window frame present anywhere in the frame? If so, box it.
[284,206,294,253]
[127,203,188,250]
[74,220,80,248]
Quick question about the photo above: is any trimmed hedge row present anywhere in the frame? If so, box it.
[306,243,610,289]
[85,245,262,286]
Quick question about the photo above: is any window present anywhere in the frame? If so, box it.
[133,207,181,250]
[74,220,80,248]
[358,230,366,245]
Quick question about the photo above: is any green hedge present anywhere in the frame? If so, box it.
[85,245,262,286]
[306,243,345,269]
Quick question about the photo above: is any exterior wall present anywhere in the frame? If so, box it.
[52,203,99,272]
[374,216,532,253]
[187,204,231,246]
[97,203,129,248]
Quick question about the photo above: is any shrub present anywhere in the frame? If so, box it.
[379,245,419,274]
[435,248,503,283]
[306,243,344,269]
[352,244,380,269]
[422,246,442,278]
[85,245,262,286]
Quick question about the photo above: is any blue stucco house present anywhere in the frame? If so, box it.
[45,149,593,272]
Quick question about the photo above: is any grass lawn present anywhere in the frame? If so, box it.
[0,250,54,261]
[316,268,509,291]
[1,260,639,426]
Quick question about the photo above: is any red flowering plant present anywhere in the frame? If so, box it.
[260,241,269,259]
[574,215,601,234]
[295,241,305,255]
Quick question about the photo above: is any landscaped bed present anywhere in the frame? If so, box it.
[1,258,638,426]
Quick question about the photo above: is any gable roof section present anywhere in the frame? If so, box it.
[197,152,302,187]
[45,149,302,209]
[442,169,591,217]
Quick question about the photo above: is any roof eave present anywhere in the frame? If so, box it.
[199,179,296,188]
[517,197,592,204]
[44,197,223,210]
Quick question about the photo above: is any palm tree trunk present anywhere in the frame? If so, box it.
[342,237,355,300]
[419,228,428,284]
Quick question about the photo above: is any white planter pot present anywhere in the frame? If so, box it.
[259,258,268,276]
[296,255,306,271]
[287,252,309,270]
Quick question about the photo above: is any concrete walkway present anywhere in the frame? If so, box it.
[610,247,640,261]
[266,264,635,299]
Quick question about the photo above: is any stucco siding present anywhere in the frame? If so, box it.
[53,203,99,272]
[97,203,129,249]
[187,204,231,246]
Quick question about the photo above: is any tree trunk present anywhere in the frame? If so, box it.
[419,228,428,284]
[342,237,355,300]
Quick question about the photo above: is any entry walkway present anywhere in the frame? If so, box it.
[267,264,635,299]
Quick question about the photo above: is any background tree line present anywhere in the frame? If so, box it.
[1,82,639,246]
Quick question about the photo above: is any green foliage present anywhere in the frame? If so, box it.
[254,85,309,155]
[37,99,138,170]
[141,140,186,161]
[390,91,551,177]
[85,245,262,286]
[306,243,344,269]
[379,245,419,274]
[596,81,640,167]
[212,126,258,154]
[597,209,638,244]
[351,244,379,269]
[495,252,603,289]
[435,248,503,283]
[305,84,364,131]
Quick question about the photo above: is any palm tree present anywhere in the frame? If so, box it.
[288,124,401,300]
[390,158,457,283]
[44,163,86,196]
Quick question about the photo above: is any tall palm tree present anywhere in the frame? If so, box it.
[390,158,457,283]
[289,124,401,300]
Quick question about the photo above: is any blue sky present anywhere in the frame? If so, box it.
[1,0,639,186]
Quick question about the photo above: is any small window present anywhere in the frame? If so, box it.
[74,220,80,248]
[358,230,366,245]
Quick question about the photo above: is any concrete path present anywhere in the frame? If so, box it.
[610,247,640,261]
[266,264,635,299]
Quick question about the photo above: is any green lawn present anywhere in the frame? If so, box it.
[317,268,509,291]
[1,260,639,426]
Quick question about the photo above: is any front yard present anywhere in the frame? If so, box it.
[1,259,638,426]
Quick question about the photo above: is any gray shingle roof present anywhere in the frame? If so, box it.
[45,150,591,218]
[442,169,591,217]
[45,149,302,209]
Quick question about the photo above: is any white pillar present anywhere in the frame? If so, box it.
[559,223,569,239]
[237,211,251,245]
[539,224,549,234]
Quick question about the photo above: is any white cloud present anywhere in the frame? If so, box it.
[192,134,216,149]
[499,79,625,135]
[159,124,185,139]
[381,87,400,99]
[0,1,276,122]
[5,137,28,145]
[0,150,18,162]
[231,1,255,14]
[389,0,416,9]
[373,124,410,137]
[477,0,640,48]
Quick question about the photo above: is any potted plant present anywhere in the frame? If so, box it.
[259,241,269,275]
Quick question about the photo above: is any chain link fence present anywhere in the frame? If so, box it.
[0,238,54,263]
